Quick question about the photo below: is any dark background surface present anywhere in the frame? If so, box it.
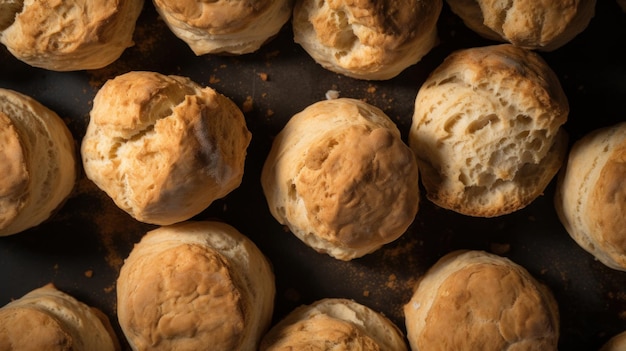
[1,1,626,350]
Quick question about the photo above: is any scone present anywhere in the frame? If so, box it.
[0,283,120,351]
[0,0,144,71]
[261,98,420,261]
[0,88,77,236]
[260,298,408,351]
[116,221,275,351]
[408,44,569,217]
[554,122,626,271]
[81,71,251,225]
[600,330,626,351]
[292,0,442,80]
[404,250,560,351]
[153,0,293,55]
[445,0,596,51]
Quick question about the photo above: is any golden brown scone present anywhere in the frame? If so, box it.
[408,44,568,217]
[0,88,77,236]
[260,298,408,351]
[404,250,560,351]
[445,0,596,51]
[261,98,420,261]
[81,71,251,226]
[153,0,293,55]
[600,330,626,351]
[0,0,144,71]
[117,221,275,351]
[292,0,442,80]
[0,283,120,351]
[554,122,626,271]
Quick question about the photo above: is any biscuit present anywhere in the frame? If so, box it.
[554,122,626,271]
[81,71,251,225]
[260,298,408,351]
[404,250,560,351]
[446,0,596,51]
[409,44,568,217]
[0,88,77,236]
[117,221,275,350]
[292,0,442,80]
[0,0,143,71]
[261,98,420,260]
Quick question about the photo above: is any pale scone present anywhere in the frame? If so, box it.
[261,98,420,261]
[153,0,293,55]
[0,0,144,71]
[0,88,77,236]
[0,284,120,351]
[260,298,408,351]
[117,221,275,351]
[409,44,569,217]
[292,0,442,80]
[404,250,560,351]
[81,71,251,226]
[445,0,596,51]
[554,122,626,271]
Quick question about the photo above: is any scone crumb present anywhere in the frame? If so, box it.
[266,109,275,117]
[257,72,269,81]
[84,269,94,278]
[209,75,220,84]
[325,90,340,100]
[366,85,377,94]
[386,274,398,289]
[243,96,254,112]
[363,290,370,297]
[104,284,115,293]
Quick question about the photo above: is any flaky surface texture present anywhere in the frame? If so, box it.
[0,88,77,236]
[445,0,596,51]
[0,283,120,351]
[117,221,275,351]
[292,0,442,80]
[81,71,251,225]
[260,298,408,351]
[0,0,144,71]
[261,98,420,261]
[153,0,293,55]
[404,250,560,351]
[554,122,626,271]
[409,44,568,217]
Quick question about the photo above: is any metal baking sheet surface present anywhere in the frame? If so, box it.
[1,2,626,350]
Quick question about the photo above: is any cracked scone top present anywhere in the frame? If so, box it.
[555,122,626,271]
[404,250,560,351]
[0,0,144,71]
[153,0,293,55]
[0,88,77,236]
[260,298,408,351]
[261,98,419,261]
[81,71,251,225]
[445,0,596,51]
[0,284,120,351]
[292,0,442,80]
[116,221,275,351]
[409,44,569,217]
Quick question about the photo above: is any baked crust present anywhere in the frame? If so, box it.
[261,98,419,260]
[0,284,120,351]
[555,122,626,271]
[260,298,408,351]
[404,250,560,351]
[0,88,77,236]
[409,44,568,217]
[446,0,596,51]
[0,0,144,71]
[116,221,275,351]
[81,71,251,225]
[153,0,293,55]
[292,0,442,80]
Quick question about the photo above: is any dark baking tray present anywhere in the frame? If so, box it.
[1,2,625,350]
